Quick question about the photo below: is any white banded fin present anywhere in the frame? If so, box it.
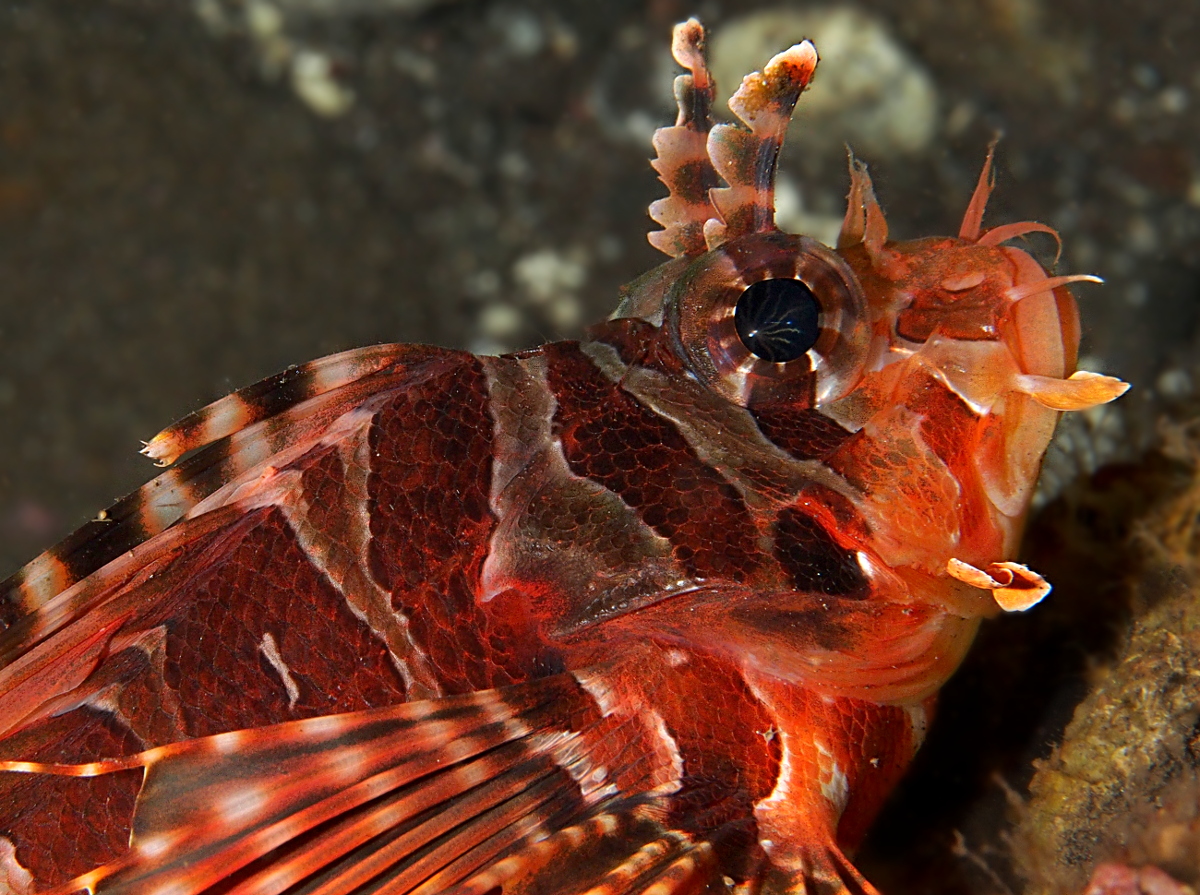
[142,344,413,466]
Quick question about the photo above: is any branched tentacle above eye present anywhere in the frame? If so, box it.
[837,153,890,269]
[648,20,819,258]
[705,39,819,250]
[647,19,721,259]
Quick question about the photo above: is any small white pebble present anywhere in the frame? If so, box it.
[497,10,544,57]
[393,49,437,86]
[622,110,658,146]
[497,150,531,181]
[468,338,507,357]
[1187,178,1200,207]
[549,22,579,59]
[193,0,229,33]
[1131,63,1160,90]
[596,235,623,262]
[291,50,354,117]
[512,248,588,305]
[245,0,283,38]
[466,269,501,298]
[616,24,645,51]
[1126,215,1157,255]
[479,303,523,339]
[547,294,583,330]
[1160,85,1188,114]
[1155,368,1192,398]
[1111,94,1138,124]
[944,100,975,138]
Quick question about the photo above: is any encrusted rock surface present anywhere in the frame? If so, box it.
[1017,427,1200,894]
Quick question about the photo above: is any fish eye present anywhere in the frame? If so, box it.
[662,232,869,407]
[734,279,821,363]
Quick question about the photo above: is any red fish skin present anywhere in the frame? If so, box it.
[0,18,1128,895]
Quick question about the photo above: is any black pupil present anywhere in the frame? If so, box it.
[733,278,821,363]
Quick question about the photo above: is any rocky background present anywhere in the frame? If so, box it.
[1,2,1198,893]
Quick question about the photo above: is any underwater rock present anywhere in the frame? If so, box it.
[1017,423,1200,894]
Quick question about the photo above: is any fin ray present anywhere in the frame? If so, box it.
[1,678,611,895]
[0,671,742,895]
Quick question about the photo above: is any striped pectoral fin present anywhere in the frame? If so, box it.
[0,672,728,895]
[450,811,721,895]
[756,855,880,895]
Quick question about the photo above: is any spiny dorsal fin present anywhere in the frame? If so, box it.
[141,344,416,467]
[0,345,450,644]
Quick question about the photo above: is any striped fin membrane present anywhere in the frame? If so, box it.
[0,344,444,643]
[0,673,718,895]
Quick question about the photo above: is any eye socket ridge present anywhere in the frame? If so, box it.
[734,277,821,363]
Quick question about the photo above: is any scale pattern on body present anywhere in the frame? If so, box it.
[0,19,1127,895]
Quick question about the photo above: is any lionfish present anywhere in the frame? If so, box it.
[0,18,1127,895]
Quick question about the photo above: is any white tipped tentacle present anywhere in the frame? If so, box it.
[1007,273,1103,304]
[1015,370,1130,411]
